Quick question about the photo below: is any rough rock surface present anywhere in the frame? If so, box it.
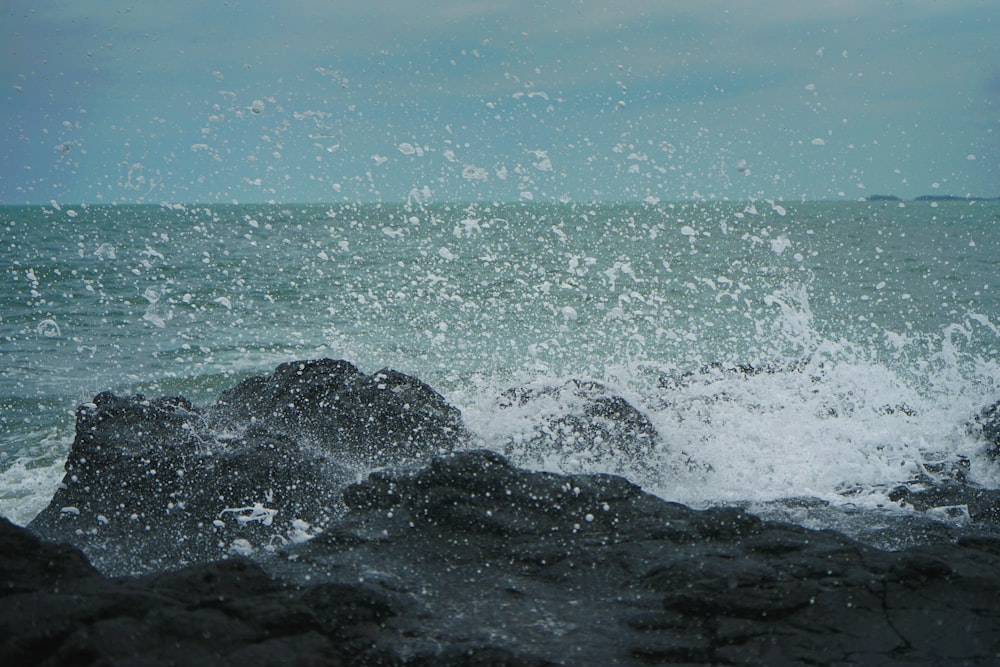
[6,450,1000,666]
[27,359,467,575]
[497,379,660,472]
[210,358,468,467]
[975,400,1000,460]
[2,516,405,667]
[14,360,1000,664]
[27,391,352,575]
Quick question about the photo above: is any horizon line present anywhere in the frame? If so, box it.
[3,194,999,209]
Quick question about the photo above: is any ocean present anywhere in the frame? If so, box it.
[2,200,999,528]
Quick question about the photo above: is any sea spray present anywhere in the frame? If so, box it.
[459,272,1000,510]
[2,202,998,525]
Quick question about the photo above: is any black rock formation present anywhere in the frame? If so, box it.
[14,360,1000,664]
[6,450,1000,666]
[27,391,352,575]
[974,400,1000,460]
[210,358,468,467]
[497,379,660,472]
[1,516,407,667]
[27,359,468,575]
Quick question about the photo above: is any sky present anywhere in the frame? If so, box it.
[2,1,998,204]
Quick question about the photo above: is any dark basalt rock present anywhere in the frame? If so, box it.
[974,400,1000,459]
[8,451,1000,666]
[1,517,403,667]
[497,379,659,471]
[258,450,1000,665]
[27,359,470,575]
[15,360,1000,664]
[28,391,352,575]
[211,358,468,467]
[889,484,1000,526]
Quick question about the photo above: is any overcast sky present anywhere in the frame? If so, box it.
[2,1,998,204]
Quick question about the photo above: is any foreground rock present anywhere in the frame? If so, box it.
[17,358,1000,663]
[28,359,467,575]
[1,517,402,667]
[7,450,1000,666]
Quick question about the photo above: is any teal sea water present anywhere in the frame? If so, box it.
[2,200,999,525]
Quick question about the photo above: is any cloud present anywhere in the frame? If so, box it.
[3,1,998,203]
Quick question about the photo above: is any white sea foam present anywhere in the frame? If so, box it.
[457,278,1000,510]
[219,502,278,526]
[0,456,68,526]
[4,202,998,530]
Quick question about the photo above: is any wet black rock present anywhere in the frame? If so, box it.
[16,360,1000,664]
[497,379,659,471]
[1,516,403,667]
[27,359,469,575]
[8,450,1000,666]
[974,400,1000,459]
[282,450,1000,665]
[211,358,468,467]
[889,484,1000,527]
[27,391,352,575]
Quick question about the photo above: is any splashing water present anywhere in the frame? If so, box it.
[1,201,998,523]
[460,276,1000,510]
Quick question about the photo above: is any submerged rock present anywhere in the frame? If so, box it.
[659,360,918,418]
[974,400,1000,459]
[497,379,660,471]
[657,360,812,391]
[889,484,1000,527]
[27,359,469,575]
[8,451,1000,666]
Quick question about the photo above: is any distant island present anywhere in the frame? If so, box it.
[864,194,999,202]
[912,194,994,202]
